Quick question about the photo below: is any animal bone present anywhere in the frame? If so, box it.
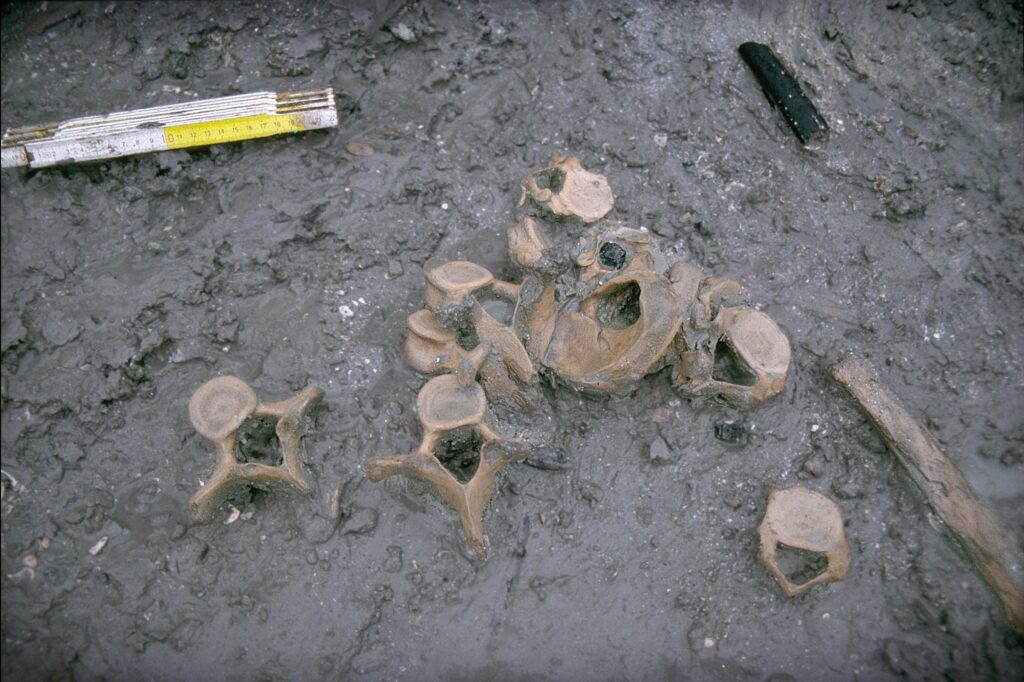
[831,353,1024,634]
[368,156,792,556]
[363,362,530,558]
[524,155,614,223]
[188,376,321,523]
[758,485,850,597]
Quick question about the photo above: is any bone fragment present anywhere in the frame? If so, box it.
[831,353,1024,634]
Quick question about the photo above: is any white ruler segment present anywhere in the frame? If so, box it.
[2,88,338,169]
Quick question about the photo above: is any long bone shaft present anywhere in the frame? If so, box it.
[831,353,1024,634]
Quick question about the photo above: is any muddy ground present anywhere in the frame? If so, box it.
[2,1,1022,680]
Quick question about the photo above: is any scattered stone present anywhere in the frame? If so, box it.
[800,452,825,478]
[345,141,375,157]
[647,436,675,464]
[714,421,747,444]
[56,443,86,466]
[265,50,311,77]
[831,478,864,500]
[575,480,603,505]
[883,193,926,222]
[524,447,570,471]
[41,315,82,347]
[224,505,241,524]
[598,242,627,270]
[1,315,27,351]
[383,545,403,573]
[341,506,379,536]
[88,536,109,556]
[390,23,416,42]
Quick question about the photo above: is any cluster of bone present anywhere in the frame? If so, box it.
[184,159,844,597]
[366,156,794,557]
[410,155,791,407]
[188,376,322,523]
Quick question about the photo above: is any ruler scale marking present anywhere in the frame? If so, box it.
[2,87,337,169]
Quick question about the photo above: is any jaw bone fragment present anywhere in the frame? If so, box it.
[188,376,322,523]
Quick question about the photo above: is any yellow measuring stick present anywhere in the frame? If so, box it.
[164,113,306,150]
[2,88,337,169]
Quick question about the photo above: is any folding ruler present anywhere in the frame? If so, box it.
[1,87,338,169]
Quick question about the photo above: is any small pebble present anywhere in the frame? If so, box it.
[525,447,570,471]
[647,436,675,464]
[345,141,375,156]
[801,454,824,478]
[390,23,415,42]
[88,536,109,556]
[599,242,627,270]
[714,421,747,444]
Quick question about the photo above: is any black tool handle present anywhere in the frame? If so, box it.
[739,42,828,144]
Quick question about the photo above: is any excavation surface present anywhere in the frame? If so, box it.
[2,2,1022,680]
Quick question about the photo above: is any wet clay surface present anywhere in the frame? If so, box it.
[2,2,1022,680]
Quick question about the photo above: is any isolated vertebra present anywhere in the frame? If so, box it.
[188,376,321,523]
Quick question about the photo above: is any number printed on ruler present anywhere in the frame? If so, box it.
[163,114,306,150]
